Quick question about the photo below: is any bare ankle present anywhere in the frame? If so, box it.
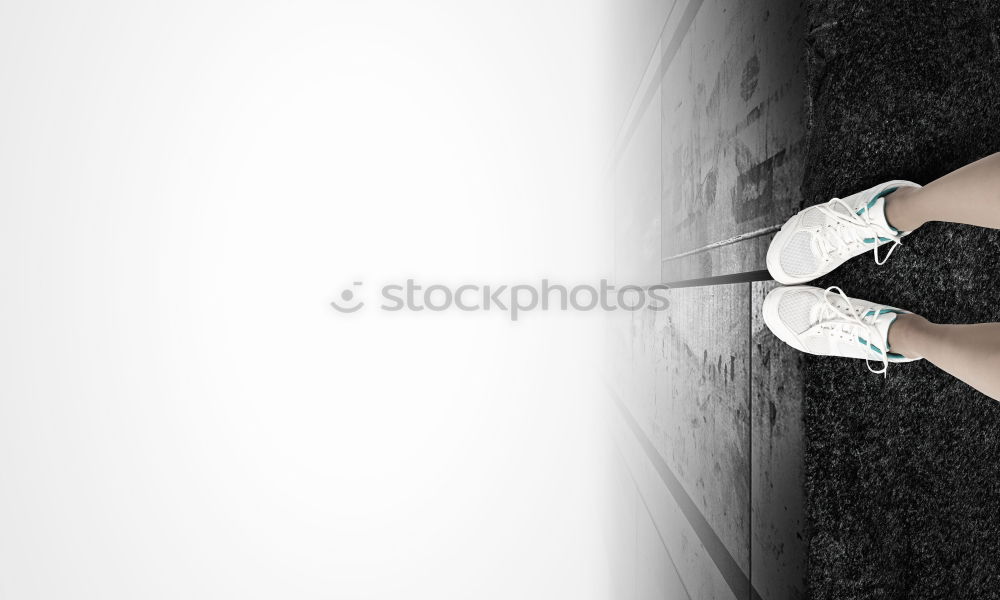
[883,186,927,232]
[888,313,932,358]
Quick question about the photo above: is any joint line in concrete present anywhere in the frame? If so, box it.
[649,269,772,290]
[613,0,706,164]
[612,446,694,600]
[608,386,764,600]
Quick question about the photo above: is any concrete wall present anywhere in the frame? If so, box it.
[607,1,808,598]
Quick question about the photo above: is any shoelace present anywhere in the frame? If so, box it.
[813,197,902,265]
[818,286,892,376]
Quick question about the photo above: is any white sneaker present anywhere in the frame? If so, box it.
[766,180,921,284]
[762,285,921,375]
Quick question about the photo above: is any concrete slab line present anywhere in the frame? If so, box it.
[612,1,678,150]
[613,446,694,600]
[609,389,764,600]
[653,269,772,290]
[661,224,781,262]
[613,0,706,164]
[746,281,754,600]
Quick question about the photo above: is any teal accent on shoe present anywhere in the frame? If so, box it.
[856,186,899,215]
[857,336,884,355]
[887,352,905,360]
[863,236,892,244]
[864,308,898,317]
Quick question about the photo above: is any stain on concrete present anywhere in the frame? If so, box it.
[703,168,718,207]
[741,55,761,101]
[735,149,786,222]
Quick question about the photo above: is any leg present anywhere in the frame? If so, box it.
[889,314,1000,401]
[884,152,1000,231]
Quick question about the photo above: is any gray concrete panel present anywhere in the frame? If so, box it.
[637,496,693,600]
[608,451,640,600]
[616,284,751,577]
[660,0,806,281]
[750,281,806,600]
[612,402,739,600]
[615,79,663,287]
[610,0,679,127]
[609,1,808,598]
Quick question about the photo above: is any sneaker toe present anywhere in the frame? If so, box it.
[762,286,823,352]
[767,217,822,284]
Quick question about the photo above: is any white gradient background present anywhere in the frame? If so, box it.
[0,1,613,599]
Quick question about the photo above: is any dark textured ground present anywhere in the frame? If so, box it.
[802,2,1000,598]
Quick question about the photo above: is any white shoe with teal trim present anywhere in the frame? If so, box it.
[766,180,921,284]
[762,285,921,375]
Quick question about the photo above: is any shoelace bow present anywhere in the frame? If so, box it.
[819,286,892,376]
[814,197,902,265]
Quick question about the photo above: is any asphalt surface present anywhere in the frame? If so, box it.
[802,2,1000,598]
